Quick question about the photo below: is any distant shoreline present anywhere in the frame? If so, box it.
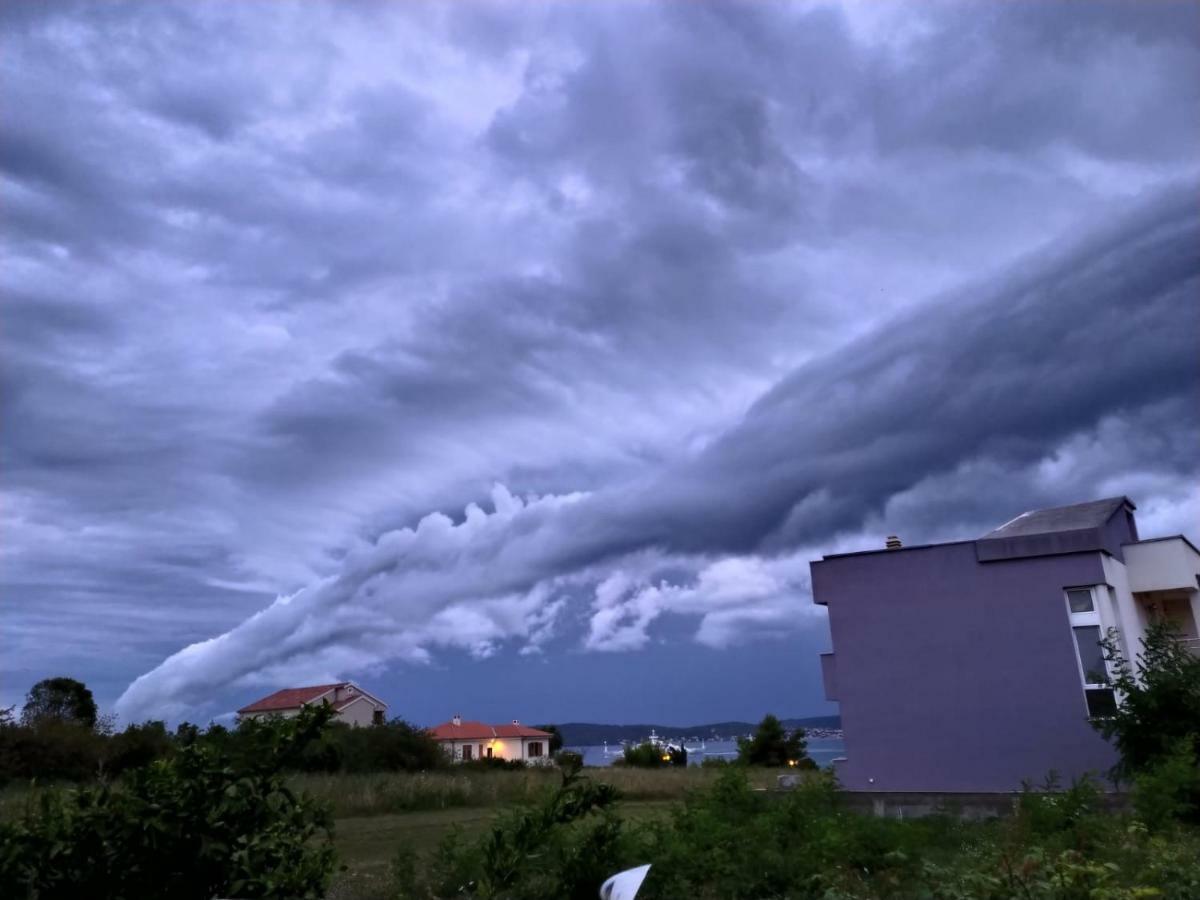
[557,716,841,746]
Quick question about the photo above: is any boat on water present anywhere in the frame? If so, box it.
[603,729,707,757]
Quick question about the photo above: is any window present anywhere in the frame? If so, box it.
[1073,625,1108,684]
[1064,586,1114,717]
[372,709,384,726]
[462,744,473,761]
[528,741,543,758]
[486,746,493,759]
[1066,588,1094,614]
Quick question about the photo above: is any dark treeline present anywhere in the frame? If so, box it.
[0,712,450,785]
[0,679,453,785]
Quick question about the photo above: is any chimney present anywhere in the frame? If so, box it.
[512,719,520,725]
[452,714,462,726]
[885,535,902,550]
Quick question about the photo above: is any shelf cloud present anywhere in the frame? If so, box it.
[116,192,1199,720]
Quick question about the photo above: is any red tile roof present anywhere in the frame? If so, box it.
[237,683,344,714]
[430,720,552,741]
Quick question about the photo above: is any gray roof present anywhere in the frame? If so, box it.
[983,496,1134,539]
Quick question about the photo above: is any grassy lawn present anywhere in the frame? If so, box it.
[298,764,776,818]
[327,799,678,900]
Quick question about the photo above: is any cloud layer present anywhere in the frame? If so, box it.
[1,1,1197,722]
[117,189,1200,720]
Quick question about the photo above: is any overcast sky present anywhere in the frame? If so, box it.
[2,1,1198,728]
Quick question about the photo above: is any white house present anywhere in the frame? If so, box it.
[430,715,554,764]
[237,682,387,726]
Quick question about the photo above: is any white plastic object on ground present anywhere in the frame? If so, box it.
[599,863,651,899]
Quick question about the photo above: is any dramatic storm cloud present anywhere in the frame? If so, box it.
[2,1,1197,724]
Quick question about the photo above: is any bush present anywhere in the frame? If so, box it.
[408,771,622,899]
[104,721,174,777]
[391,765,1200,899]
[0,719,106,784]
[0,705,338,899]
[1133,740,1200,830]
[555,751,584,774]
[624,744,681,772]
[1097,622,1200,824]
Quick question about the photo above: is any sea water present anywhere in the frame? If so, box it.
[570,737,845,768]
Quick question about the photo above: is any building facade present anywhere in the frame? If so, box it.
[812,497,1200,792]
[430,716,554,764]
[237,682,387,726]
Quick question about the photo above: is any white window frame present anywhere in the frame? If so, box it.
[1064,586,1115,715]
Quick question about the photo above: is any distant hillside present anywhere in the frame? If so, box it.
[557,716,840,747]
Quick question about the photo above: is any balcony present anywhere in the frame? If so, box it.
[1123,537,1200,594]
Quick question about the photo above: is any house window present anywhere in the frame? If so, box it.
[1065,587,1114,717]
[462,744,473,761]
[528,741,543,758]
[372,710,384,726]
[1066,588,1094,615]
[486,746,493,759]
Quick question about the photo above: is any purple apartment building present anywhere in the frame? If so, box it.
[812,497,1200,792]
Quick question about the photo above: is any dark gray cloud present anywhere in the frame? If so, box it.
[117,188,1199,719]
[1,1,1196,720]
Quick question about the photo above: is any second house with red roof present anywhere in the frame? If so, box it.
[430,714,554,764]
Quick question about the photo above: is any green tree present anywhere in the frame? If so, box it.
[1096,622,1200,821]
[737,714,811,768]
[535,724,565,755]
[104,720,174,776]
[20,677,97,730]
[621,742,666,768]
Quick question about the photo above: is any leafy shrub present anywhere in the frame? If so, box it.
[1133,739,1200,830]
[322,718,445,773]
[617,742,686,769]
[104,721,174,777]
[1012,772,1111,855]
[392,764,1200,899]
[0,705,338,899]
[407,770,622,899]
[555,750,584,774]
[1096,622,1200,826]
[619,741,666,768]
[0,718,106,784]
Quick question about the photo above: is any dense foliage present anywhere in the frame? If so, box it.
[20,678,97,730]
[1098,622,1200,822]
[0,683,447,787]
[0,705,338,899]
[618,742,686,768]
[532,725,564,755]
[737,713,813,768]
[400,769,621,899]
[392,767,1200,899]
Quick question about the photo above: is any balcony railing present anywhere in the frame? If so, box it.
[1179,637,1200,656]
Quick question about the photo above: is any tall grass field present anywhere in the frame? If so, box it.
[293,764,777,818]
